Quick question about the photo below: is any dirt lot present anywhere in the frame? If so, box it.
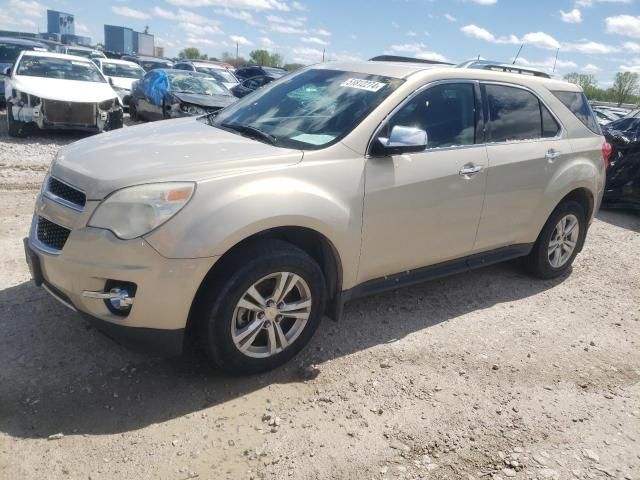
[1,109,639,480]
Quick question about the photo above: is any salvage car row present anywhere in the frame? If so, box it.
[1,37,289,137]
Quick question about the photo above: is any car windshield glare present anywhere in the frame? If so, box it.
[169,73,231,96]
[0,44,27,63]
[212,68,404,150]
[16,56,106,83]
[196,67,236,83]
[103,63,145,79]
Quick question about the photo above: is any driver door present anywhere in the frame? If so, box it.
[358,81,489,283]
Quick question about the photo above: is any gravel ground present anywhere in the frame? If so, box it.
[0,112,639,480]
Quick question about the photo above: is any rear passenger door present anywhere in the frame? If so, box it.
[472,83,569,252]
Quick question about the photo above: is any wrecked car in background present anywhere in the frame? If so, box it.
[602,111,640,210]
[92,58,145,108]
[121,55,173,71]
[63,45,106,60]
[0,37,49,107]
[129,69,236,122]
[173,60,240,90]
[4,51,123,137]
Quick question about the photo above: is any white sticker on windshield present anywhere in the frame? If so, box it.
[340,78,386,92]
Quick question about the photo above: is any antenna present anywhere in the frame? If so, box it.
[552,48,559,73]
[512,43,524,64]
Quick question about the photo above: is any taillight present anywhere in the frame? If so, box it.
[602,142,612,171]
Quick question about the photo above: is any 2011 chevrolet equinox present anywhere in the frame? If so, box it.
[24,60,608,374]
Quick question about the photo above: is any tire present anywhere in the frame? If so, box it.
[195,239,327,375]
[6,104,26,137]
[525,200,587,279]
[129,101,140,122]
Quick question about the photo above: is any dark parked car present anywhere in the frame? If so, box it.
[121,55,173,71]
[0,37,49,106]
[602,112,640,210]
[231,75,276,98]
[234,65,286,81]
[129,69,236,122]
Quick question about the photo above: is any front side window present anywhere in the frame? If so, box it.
[385,82,477,149]
[211,68,403,150]
[16,55,105,83]
[196,67,237,83]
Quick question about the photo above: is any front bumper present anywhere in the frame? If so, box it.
[25,193,217,355]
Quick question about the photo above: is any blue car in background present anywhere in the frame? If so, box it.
[0,37,49,106]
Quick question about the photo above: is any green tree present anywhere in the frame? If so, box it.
[283,63,305,72]
[611,71,640,106]
[249,49,284,68]
[178,47,203,60]
[563,72,598,97]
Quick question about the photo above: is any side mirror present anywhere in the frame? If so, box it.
[3,67,11,76]
[376,125,428,155]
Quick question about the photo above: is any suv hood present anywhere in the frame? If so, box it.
[11,75,117,103]
[52,117,303,199]
[172,92,236,109]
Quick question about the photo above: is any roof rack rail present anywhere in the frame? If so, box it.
[369,55,453,66]
[456,59,551,79]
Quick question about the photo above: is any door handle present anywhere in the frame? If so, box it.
[459,165,483,176]
[545,149,562,160]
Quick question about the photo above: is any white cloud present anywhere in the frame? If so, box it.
[0,0,44,31]
[582,63,601,73]
[153,7,217,25]
[407,31,417,37]
[271,24,307,34]
[258,36,275,48]
[444,13,457,22]
[8,0,45,17]
[606,15,640,39]
[461,24,560,50]
[166,0,291,11]
[214,8,257,25]
[76,22,90,35]
[577,0,632,7]
[266,14,306,27]
[230,34,253,46]
[560,9,582,24]
[563,40,619,54]
[471,0,497,4]
[291,1,305,10]
[178,22,224,35]
[620,61,640,74]
[112,6,150,20]
[387,43,449,63]
[516,57,578,72]
[301,36,329,46]
[623,42,640,52]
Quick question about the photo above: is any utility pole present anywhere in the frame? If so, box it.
[552,48,560,73]
[236,42,239,59]
[322,48,325,63]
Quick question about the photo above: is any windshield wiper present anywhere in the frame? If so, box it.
[220,122,277,145]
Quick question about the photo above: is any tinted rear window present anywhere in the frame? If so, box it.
[552,91,600,135]
[486,84,543,142]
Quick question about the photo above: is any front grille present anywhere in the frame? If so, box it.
[47,177,86,209]
[36,216,71,251]
[43,99,96,125]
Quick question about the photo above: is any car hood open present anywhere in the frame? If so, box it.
[52,117,304,199]
[11,75,118,103]
[171,92,236,109]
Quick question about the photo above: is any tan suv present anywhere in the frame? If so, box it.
[24,60,608,373]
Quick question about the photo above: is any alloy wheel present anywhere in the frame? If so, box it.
[548,214,580,268]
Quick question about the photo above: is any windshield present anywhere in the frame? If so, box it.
[67,48,95,59]
[141,60,172,71]
[211,68,403,150]
[0,44,38,63]
[103,62,145,79]
[16,56,105,82]
[169,73,232,96]
[196,67,237,83]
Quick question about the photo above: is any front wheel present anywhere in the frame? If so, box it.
[6,104,26,137]
[195,240,326,375]
[525,200,587,279]
[129,101,140,122]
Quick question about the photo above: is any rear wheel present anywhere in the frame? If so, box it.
[6,103,26,137]
[525,200,587,279]
[195,240,326,375]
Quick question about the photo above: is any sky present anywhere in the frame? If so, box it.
[1,0,639,86]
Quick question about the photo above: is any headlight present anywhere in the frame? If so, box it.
[88,182,195,240]
[180,104,206,115]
